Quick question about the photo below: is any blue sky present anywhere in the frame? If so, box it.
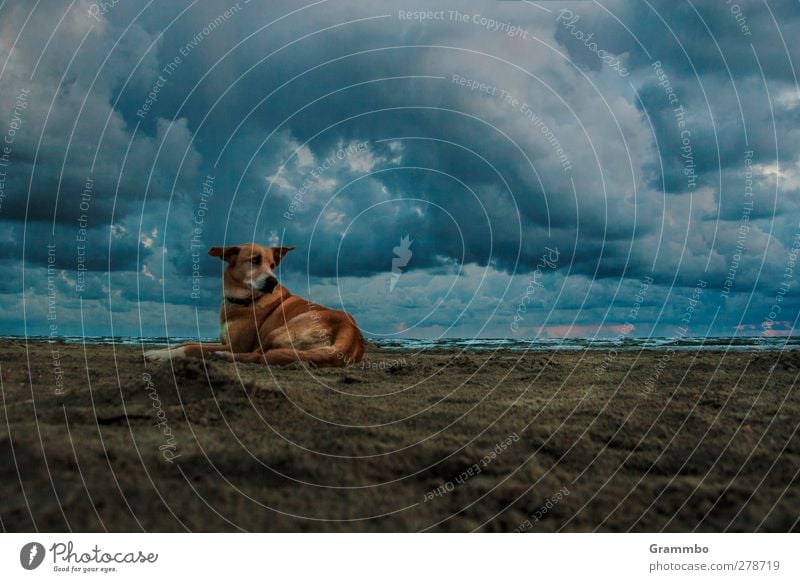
[1,0,799,341]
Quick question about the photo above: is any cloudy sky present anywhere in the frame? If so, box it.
[1,0,799,341]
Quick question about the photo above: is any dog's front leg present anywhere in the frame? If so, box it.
[211,350,269,365]
[214,347,347,368]
[144,342,229,362]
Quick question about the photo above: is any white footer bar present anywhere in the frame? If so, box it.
[1,533,796,581]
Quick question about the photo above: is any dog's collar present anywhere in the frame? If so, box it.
[224,295,257,306]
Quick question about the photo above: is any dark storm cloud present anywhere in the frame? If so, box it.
[0,220,146,272]
[1,0,799,337]
[619,0,800,80]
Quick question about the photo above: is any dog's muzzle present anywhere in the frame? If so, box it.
[259,276,279,294]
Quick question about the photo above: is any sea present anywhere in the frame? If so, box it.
[3,335,800,351]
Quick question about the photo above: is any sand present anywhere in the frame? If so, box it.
[0,339,798,532]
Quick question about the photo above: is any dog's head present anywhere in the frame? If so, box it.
[208,243,295,298]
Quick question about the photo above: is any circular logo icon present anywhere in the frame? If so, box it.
[20,542,45,570]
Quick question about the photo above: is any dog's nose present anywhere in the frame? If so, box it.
[261,276,279,293]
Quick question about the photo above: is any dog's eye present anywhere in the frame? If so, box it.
[270,262,276,269]
[250,256,261,265]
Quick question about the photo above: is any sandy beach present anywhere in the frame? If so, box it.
[1,339,798,532]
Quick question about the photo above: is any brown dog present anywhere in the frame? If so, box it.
[145,243,365,367]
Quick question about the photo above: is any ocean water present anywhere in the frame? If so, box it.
[4,335,800,351]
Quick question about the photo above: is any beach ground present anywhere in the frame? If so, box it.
[1,339,798,532]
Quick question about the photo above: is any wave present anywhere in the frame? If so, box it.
[372,336,800,351]
[4,335,799,351]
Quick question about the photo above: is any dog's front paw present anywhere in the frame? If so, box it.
[213,351,235,362]
[145,348,169,362]
[145,347,184,362]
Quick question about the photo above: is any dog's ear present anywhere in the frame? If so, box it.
[208,246,240,263]
[272,246,295,267]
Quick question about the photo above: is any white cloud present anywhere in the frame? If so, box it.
[294,143,316,168]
